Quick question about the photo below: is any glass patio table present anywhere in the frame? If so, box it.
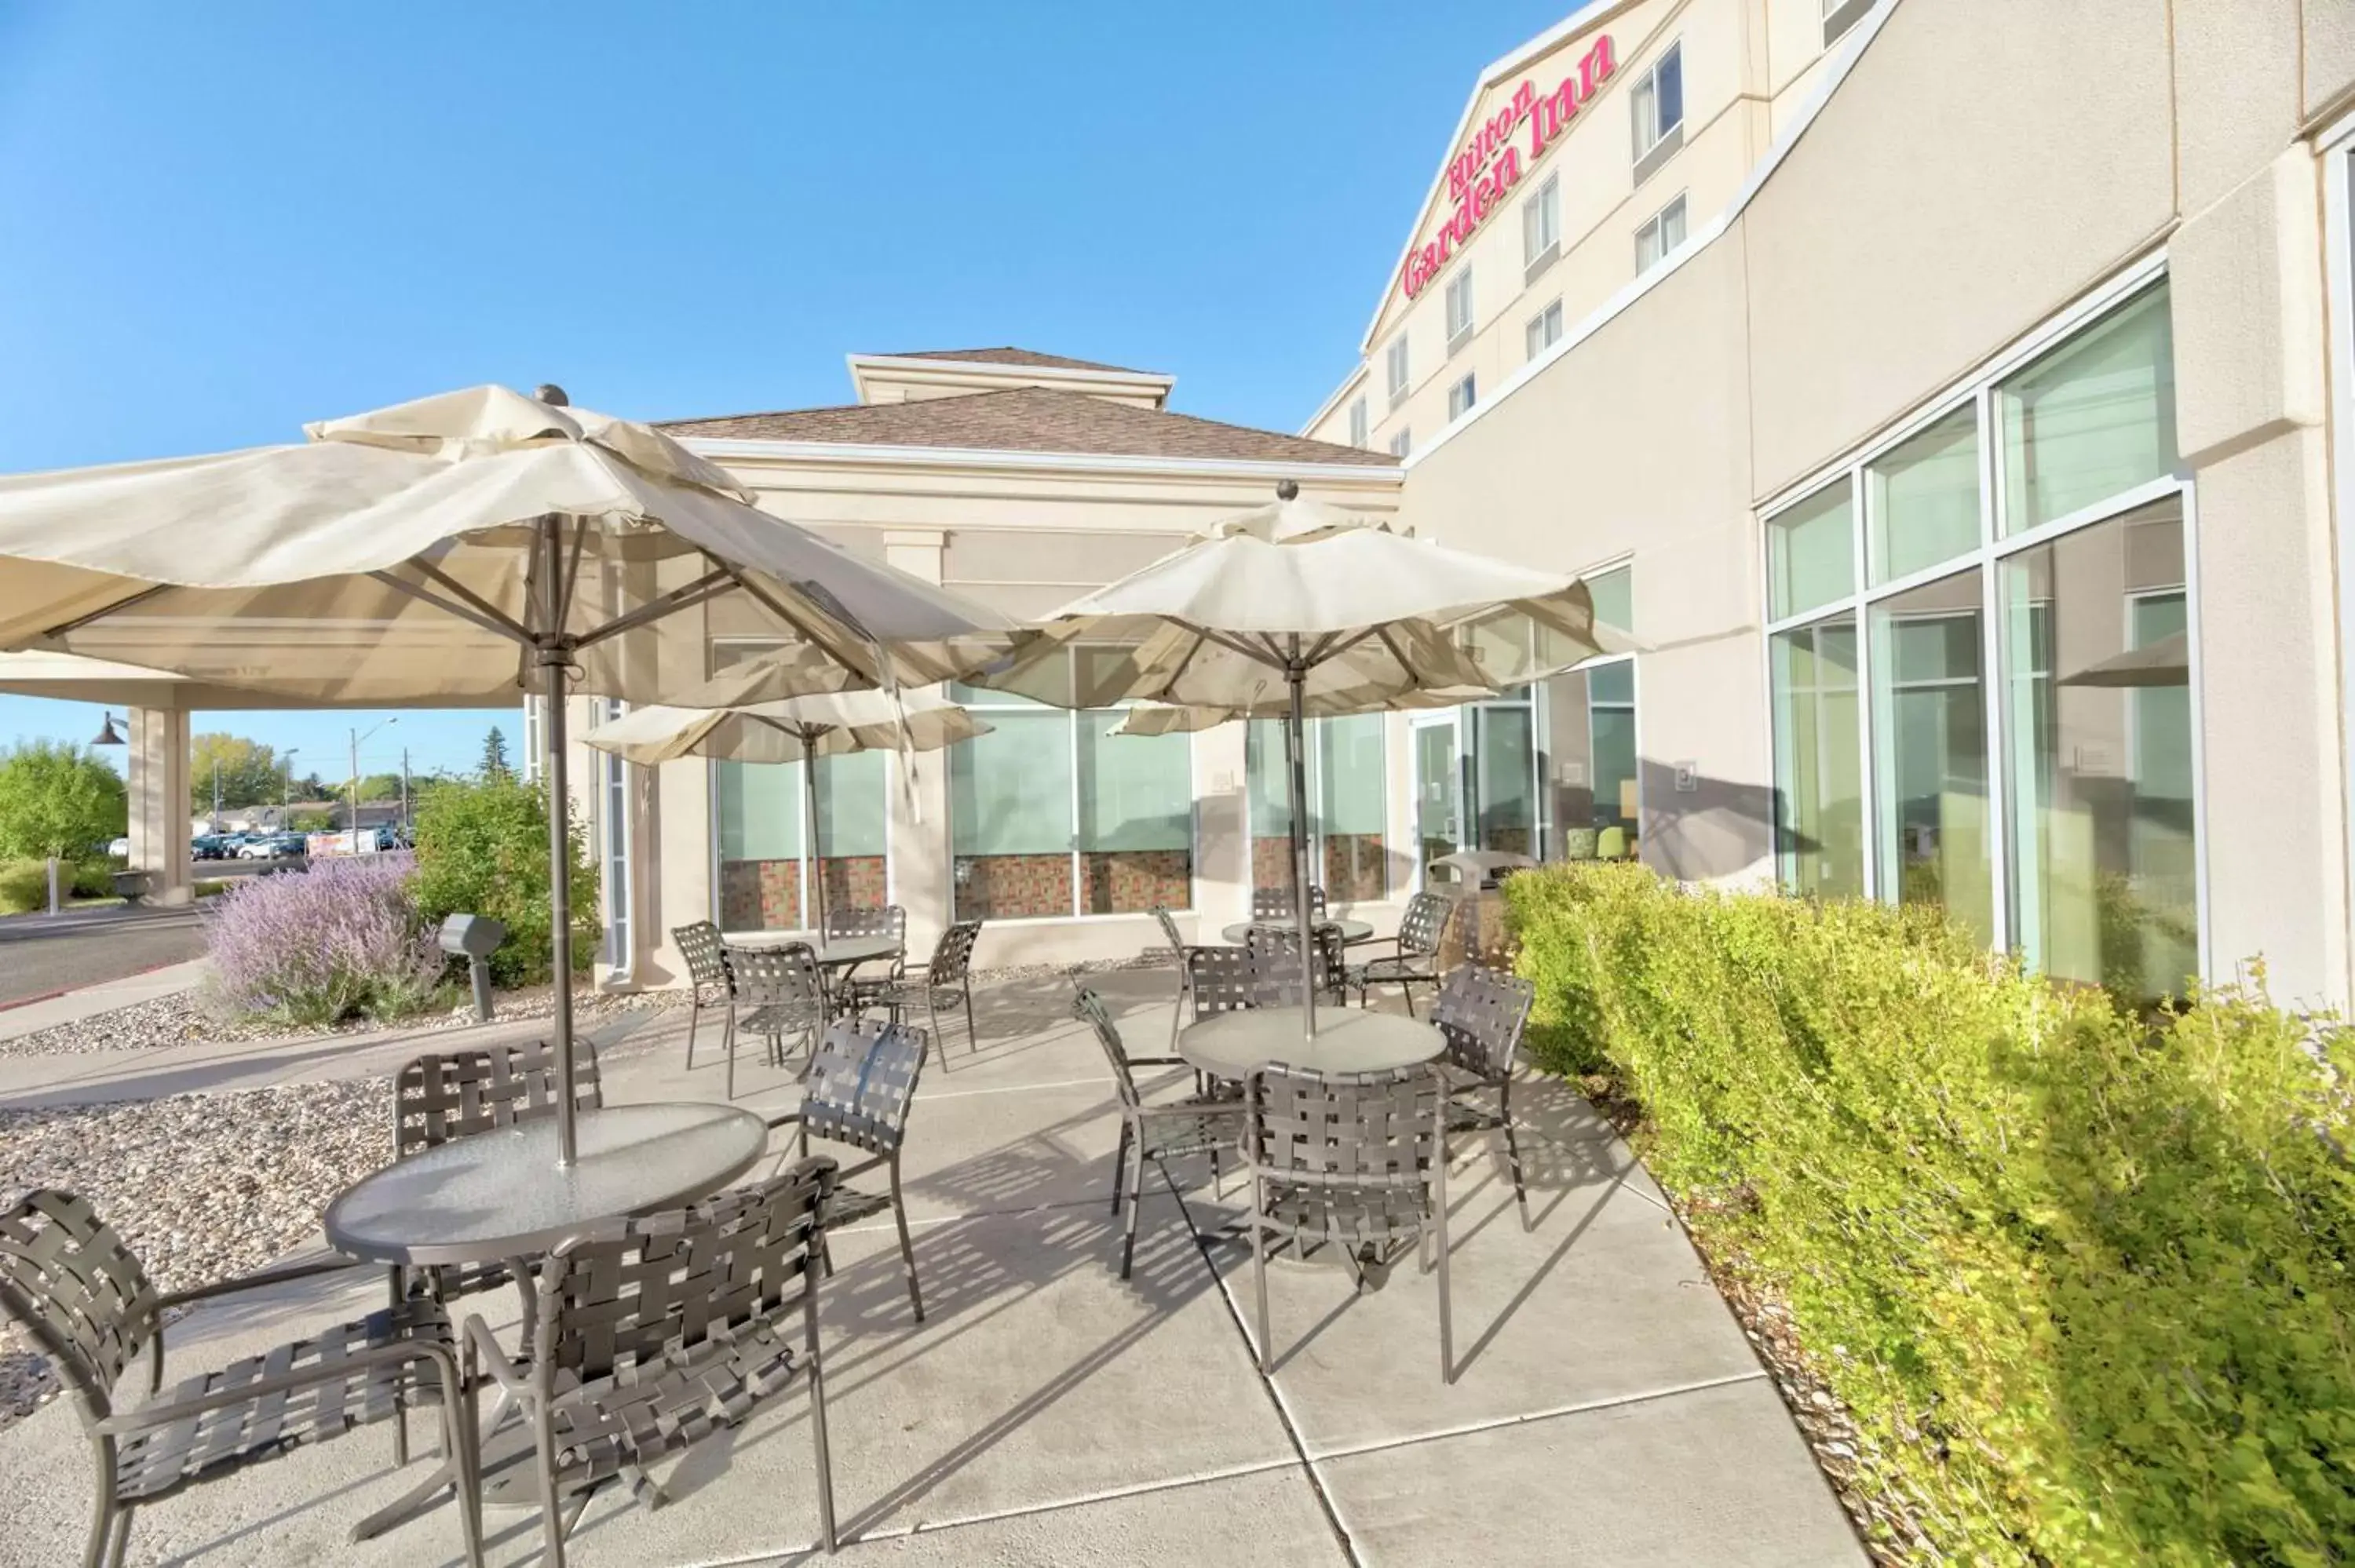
[1219,917,1375,945]
[1178,1005,1443,1080]
[720,930,901,970]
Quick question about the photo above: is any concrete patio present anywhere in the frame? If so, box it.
[0,966,1864,1566]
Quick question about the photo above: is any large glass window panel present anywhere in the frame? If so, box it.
[1473,704,1538,856]
[1317,713,1388,901]
[950,709,1073,920]
[1869,573,1993,943]
[1078,719,1191,913]
[1999,498,2196,1001]
[1543,659,1638,858]
[1584,564,1634,633]
[813,751,887,913]
[716,760,802,931]
[1766,482,1854,621]
[1867,405,1981,585]
[1999,283,2178,533]
[1770,617,1863,898]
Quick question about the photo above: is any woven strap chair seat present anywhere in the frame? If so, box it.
[1258,1180,1431,1253]
[544,1318,801,1502]
[1136,1101,1246,1161]
[825,1186,893,1227]
[867,977,962,1008]
[116,1299,453,1503]
[739,1001,823,1036]
[1444,1096,1510,1135]
[1353,954,1438,984]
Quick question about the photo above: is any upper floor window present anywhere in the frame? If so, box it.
[1522,174,1561,279]
[1386,335,1411,407]
[1636,194,1688,274]
[1524,299,1564,360]
[1448,374,1477,422]
[1347,396,1369,450]
[1444,269,1475,355]
[1388,428,1412,458]
[1824,0,1874,46]
[1630,42,1684,184]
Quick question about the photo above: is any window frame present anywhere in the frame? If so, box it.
[1525,298,1565,361]
[1388,428,1412,459]
[1447,373,1477,422]
[1635,192,1688,274]
[598,697,632,976]
[1630,41,1685,184]
[1823,0,1874,47]
[1347,395,1369,450]
[1444,268,1475,356]
[1523,173,1561,282]
[1386,334,1411,407]
[1757,257,2206,978]
[946,647,1198,924]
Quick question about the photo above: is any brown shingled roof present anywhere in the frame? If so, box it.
[658,386,1393,467]
[880,347,1151,374]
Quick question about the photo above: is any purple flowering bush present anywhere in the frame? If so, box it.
[203,853,447,1026]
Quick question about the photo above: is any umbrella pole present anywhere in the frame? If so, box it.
[538,518,581,1169]
[1287,648,1316,1041]
[804,746,826,935]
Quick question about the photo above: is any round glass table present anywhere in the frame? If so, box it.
[1219,918,1375,945]
[720,931,901,969]
[1178,1005,1443,1081]
[323,1101,770,1267]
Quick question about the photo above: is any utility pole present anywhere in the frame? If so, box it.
[281,749,298,826]
[349,727,360,842]
[400,748,411,835]
[210,757,221,826]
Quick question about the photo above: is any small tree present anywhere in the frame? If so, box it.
[480,726,513,781]
[411,774,596,986]
[188,733,284,811]
[0,741,128,860]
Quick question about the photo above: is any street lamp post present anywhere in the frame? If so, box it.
[349,719,396,848]
[282,749,299,825]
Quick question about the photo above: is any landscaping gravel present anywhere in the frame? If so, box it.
[0,982,681,1059]
[0,1079,389,1432]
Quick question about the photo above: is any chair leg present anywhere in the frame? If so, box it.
[1437,1143,1455,1386]
[685,994,700,1070]
[103,1504,133,1568]
[388,1265,411,1467]
[81,1452,117,1568]
[1499,1078,1528,1227]
[431,1349,487,1568]
[805,1285,838,1554]
[1108,1121,1130,1216]
[1251,1191,1273,1375]
[890,1152,924,1322]
[533,1387,571,1568]
[725,1008,738,1102]
[963,984,978,1054]
[1121,1125,1145,1280]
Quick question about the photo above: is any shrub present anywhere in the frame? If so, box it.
[1506,864,2355,1566]
[203,853,444,1026]
[409,775,597,988]
[0,860,49,915]
[0,741,126,860]
[69,860,113,899]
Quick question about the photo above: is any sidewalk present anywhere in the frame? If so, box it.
[0,957,206,1045]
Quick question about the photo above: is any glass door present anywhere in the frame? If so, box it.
[1411,714,1464,888]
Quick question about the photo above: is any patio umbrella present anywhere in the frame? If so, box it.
[2057,631,2189,688]
[971,481,1631,1037]
[580,688,990,930]
[0,383,1017,1162]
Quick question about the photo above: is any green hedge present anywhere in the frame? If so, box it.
[410,775,597,988]
[1506,863,2355,1566]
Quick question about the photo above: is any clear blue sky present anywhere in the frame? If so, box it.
[0,1,1571,776]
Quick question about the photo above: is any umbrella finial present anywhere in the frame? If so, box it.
[1275,479,1299,501]
[535,383,570,407]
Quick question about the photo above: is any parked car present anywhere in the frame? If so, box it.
[192,833,232,860]
[106,837,130,859]
[235,833,305,860]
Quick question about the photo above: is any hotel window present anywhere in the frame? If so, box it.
[1635,194,1687,274]
[519,696,544,783]
[712,644,889,931]
[1543,564,1639,859]
[1523,173,1561,281]
[1763,275,2199,1001]
[1386,334,1411,407]
[1448,374,1477,422]
[947,652,1192,921]
[1525,299,1564,360]
[598,698,631,974]
[1347,396,1369,450]
[1444,269,1475,356]
[1630,42,1684,184]
[1824,0,1874,46]
[1389,428,1412,458]
[1247,715,1387,902]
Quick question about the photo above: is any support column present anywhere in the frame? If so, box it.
[126,707,192,906]
[882,529,951,954]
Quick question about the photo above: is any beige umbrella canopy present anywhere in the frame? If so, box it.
[2057,631,2189,689]
[583,689,988,932]
[0,383,1018,1164]
[973,482,1631,1037]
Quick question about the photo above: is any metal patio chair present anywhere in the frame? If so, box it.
[1074,985,1243,1278]
[1251,884,1329,921]
[461,1161,840,1566]
[1430,964,1539,1227]
[1243,921,1350,1005]
[1348,890,1459,1017]
[671,920,732,1070]
[867,917,983,1069]
[1150,903,1199,1053]
[387,1038,603,1460]
[1243,1063,1454,1384]
[724,939,828,1098]
[1184,941,1283,1023]
[823,903,908,1017]
[0,1190,484,1568]
[766,1015,929,1321]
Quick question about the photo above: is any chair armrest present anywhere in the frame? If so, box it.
[99,1338,454,1436]
[151,1254,366,1312]
[762,1110,805,1132]
[462,1312,529,1396]
[1123,1055,1192,1069]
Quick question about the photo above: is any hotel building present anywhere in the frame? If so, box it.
[45,0,2355,1013]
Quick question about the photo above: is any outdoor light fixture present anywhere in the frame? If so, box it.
[90,711,126,746]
